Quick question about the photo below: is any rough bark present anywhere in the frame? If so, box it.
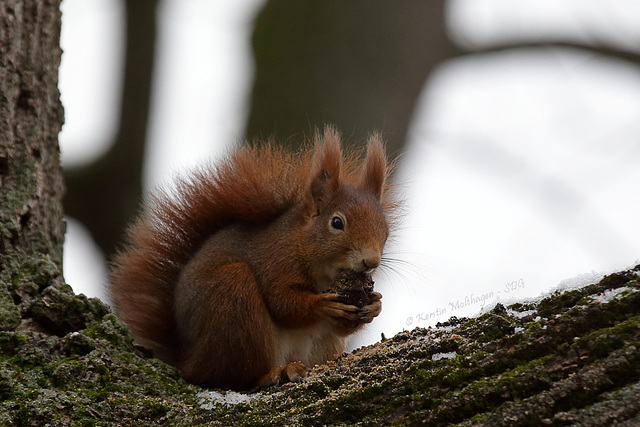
[0,0,66,260]
[1,261,638,424]
[0,0,66,331]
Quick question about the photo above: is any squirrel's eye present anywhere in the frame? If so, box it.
[330,216,344,231]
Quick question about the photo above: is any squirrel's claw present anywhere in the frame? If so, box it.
[320,292,382,328]
[360,298,382,323]
[282,361,308,383]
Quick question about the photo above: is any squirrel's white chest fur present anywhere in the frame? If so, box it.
[275,323,345,367]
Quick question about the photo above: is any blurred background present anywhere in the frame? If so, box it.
[59,0,640,348]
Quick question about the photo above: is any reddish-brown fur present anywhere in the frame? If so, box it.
[109,127,395,390]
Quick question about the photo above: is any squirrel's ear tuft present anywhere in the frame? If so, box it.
[360,132,387,200]
[307,126,342,212]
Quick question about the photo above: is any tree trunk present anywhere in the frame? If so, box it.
[245,0,461,157]
[0,0,66,308]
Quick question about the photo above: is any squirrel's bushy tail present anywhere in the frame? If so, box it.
[109,141,315,363]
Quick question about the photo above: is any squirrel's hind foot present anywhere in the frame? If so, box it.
[256,361,308,389]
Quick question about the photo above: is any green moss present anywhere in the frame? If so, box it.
[2,158,37,213]
[307,382,388,425]
[471,314,516,342]
[507,301,537,312]
[83,314,135,348]
[537,289,585,317]
[0,283,20,331]
[573,316,640,358]
[29,286,111,336]
[303,380,331,399]
[598,272,633,290]
[0,274,200,425]
[22,255,61,288]
[323,373,350,390]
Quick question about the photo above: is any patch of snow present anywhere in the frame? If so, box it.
[590,286,635,304]
[507,309,536,319]
[198,390,265,409]
[555,270,607,293]
[514,327,525,333]
[432,351,458,361]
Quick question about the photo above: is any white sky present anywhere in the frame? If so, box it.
[59,0,640,347]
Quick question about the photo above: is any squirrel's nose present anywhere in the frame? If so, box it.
[362,256,380,273]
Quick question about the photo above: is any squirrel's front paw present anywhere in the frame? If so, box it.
[320,292,382,329]
[359,292,382,324]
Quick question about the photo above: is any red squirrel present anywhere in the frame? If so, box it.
[108,127,395,390]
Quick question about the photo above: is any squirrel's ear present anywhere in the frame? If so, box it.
[307,126,342,212]
[360,132,387,200]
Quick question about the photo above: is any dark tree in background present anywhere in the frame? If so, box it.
[246,0,460,156]
[246,0,640,156]
[64,0,158,258]
[62,0,640,263]
[0,1,66,290]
